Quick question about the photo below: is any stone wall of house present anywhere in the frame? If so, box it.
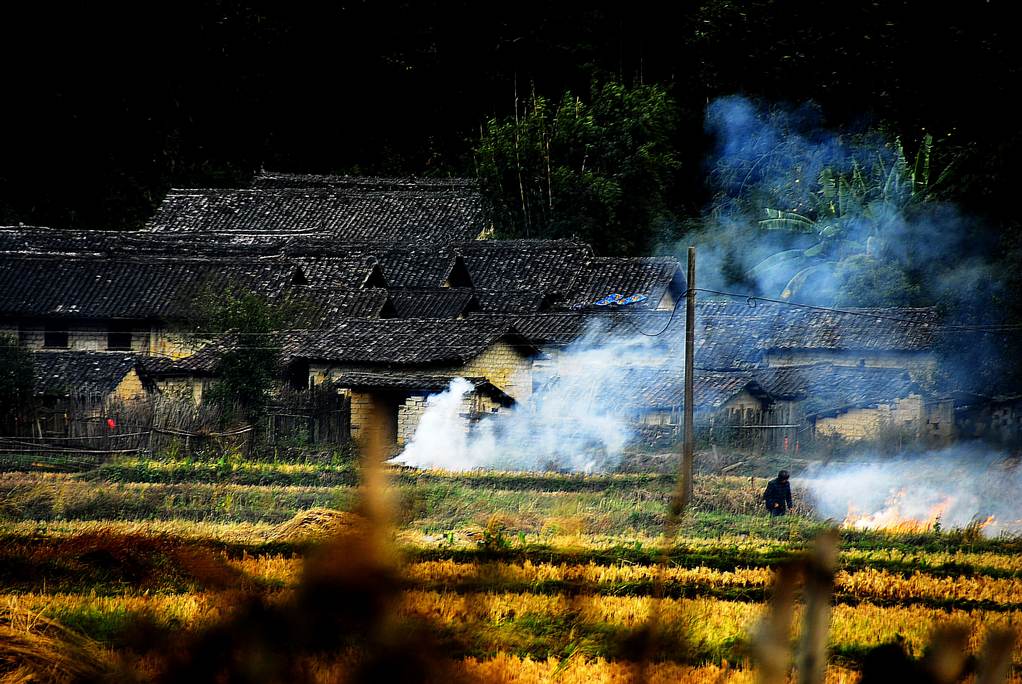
[955,398,1022,444]
[923,398,955,444]
[308,340,534,402]
[15,323,150,353]
[396,391,505,447]
[348,389,374,450]
[111,369,146,402]
[397,394,429,446]
[149,329,204,359]
[154,377,207,404]
[815,394,925,441]
[348,389,401,454]
[763,350,937,385]
[8,320,199,359]
[458,340,532,401]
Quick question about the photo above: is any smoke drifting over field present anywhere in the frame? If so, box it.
[391,327,664,473]
[803,447,1022,535]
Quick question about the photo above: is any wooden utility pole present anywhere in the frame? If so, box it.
[681,246,696,510]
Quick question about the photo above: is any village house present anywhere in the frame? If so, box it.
[286,317,537,451]
[146,174,490,242]
[621,362,946,447]
[1,170,984,451]
[0,254,305,359]
[751,305,939,384]
[137,346,222,404]
[950,391,1022,446]
[27,351,145,437]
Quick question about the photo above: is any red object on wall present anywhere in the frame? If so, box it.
[106,418,116,430]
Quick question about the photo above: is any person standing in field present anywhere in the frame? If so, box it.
[763,470,792,516]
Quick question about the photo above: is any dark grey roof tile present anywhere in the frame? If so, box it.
[31,351,138,397]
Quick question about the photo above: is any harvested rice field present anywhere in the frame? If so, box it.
[1,459,1020,682]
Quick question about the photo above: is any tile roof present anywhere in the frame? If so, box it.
[146,184,486,243]
[754,304,939,352]
[251,172,478,192]
[285,287,389,327]
[454,240,593,292]
[290,317,534,365]
[31,351,138,397]
[290,246,458,289]
[137,348,221,377]
[617,363,918,416]
[508,301,939,360]
[0,256,300,320]
[611,367,759,411]
[753,363,919,416]
[557,257,682,311]
[0,227,119,257]
[0,227,311,260]
[694,302,770,369]
[374,246,462,288]
[383,289,476,319]
[290,255,382,289]
[508,311,674,347]
[323,370,514,405]
[471,290,550,315]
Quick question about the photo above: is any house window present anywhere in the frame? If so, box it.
[108,322,133,351]
[43,324,68,349]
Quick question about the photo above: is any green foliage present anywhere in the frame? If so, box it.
[0,334,34,425]
[749,133,954,302]
[191,288,305,424]
[474,80,681,255]
[478,514,513,551]
[831,255,921,307]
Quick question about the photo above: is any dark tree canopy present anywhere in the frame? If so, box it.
[0,335,34,426]
[475,81,681,255]
[3,1,1021,231]
[191,288,308,423]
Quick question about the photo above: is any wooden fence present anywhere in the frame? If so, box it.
[633,402,812,453]
[0,388,352,467]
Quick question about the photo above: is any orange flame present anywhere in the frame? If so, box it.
[843,488,952,533]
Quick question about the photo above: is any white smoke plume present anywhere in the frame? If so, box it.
[391,325,667,472]
[803,446,1022,536]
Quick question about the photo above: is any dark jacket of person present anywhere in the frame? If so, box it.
[763,477,793,512]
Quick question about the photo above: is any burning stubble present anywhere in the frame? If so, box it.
[802,446,1022,536]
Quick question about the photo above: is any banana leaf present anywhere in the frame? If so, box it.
[817,223,843,238]
[748,249,805,277]
[760,208,815,232]
[850,161,868,196]
[913,132,933,194]
[803,241,827,257]
[780,262,834,300]
[819,168,837,199]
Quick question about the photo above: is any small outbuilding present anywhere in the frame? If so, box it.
[286,318,537,452]
[29,351,145,436]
